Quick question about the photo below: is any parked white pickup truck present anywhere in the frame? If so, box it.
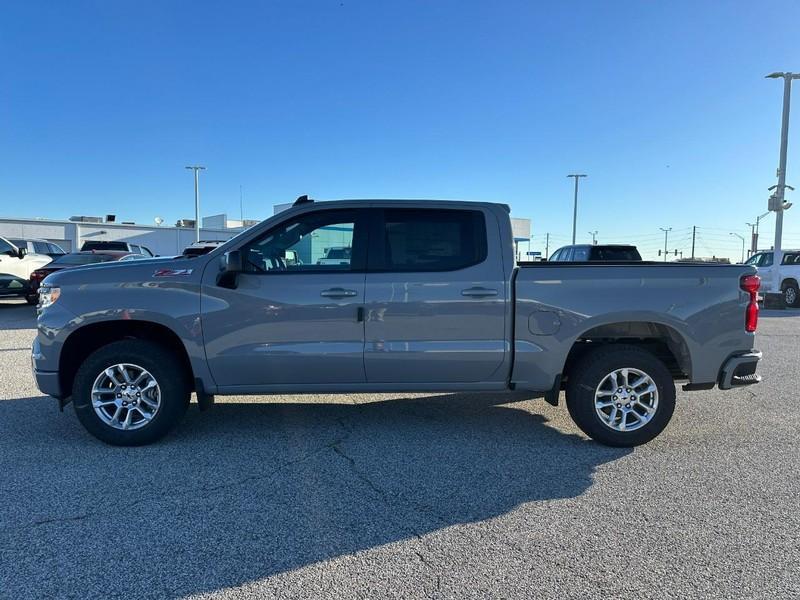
[744,249,800,307]
[0,236,53,304]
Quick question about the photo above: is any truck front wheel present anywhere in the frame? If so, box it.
[565,345,676,447]
[72,340,190,446]
[783,281,799,308]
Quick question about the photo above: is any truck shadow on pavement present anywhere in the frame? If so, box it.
[1,393,631,598]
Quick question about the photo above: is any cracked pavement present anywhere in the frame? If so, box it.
[0,300,798,599]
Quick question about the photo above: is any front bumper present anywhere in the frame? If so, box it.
[718,350,762,390]
[31,336,64,399]
[33,368,63,399]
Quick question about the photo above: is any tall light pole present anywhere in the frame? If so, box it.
[185,166,206,242]
[588,230,598,245]
[730,232,745,263]
[765,72,799,290]
[660,227,672,262]
[746,211,770,256]
[567,174,587,244]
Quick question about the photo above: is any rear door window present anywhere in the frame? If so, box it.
[33,241,50,254]
[372,209,487,272]
[782,253,800,265]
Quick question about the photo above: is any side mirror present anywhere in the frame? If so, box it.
[17,247,27,259]
[217,249,242,288]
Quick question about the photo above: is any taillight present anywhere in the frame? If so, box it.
[30,271,44,281]
[740,274,760,333]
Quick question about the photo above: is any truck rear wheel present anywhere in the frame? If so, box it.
[565,345,676,447]
[72,340,190,446]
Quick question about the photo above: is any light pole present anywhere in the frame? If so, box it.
[746,211,770,256]
[588,230,598,245]
[730,232,745,263]
[185,166,206,242]
[567,174,587,244]
[660,227,672,262]
[765,71,799,291]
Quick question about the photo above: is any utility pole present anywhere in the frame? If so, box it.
[588,230,598,245]
[746,212,770,256]
[765,71,799,291]
[691,226,696,260]
[660,227,672,262]
[567,174,587,244]
[730,232,745,263]
[185,165,206,242]
[544,233,550,259]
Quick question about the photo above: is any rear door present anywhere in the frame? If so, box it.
[202,207,370,387]
[363,207,508,383]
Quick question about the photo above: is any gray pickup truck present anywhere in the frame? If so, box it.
[32,198,762,447]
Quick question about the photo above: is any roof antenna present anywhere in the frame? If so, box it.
[294,195,314,206]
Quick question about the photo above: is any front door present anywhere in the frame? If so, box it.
[363,207,508,384]
[202,208,369,387]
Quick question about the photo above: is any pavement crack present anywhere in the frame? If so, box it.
[7,440,341,533]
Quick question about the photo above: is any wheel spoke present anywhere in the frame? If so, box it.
[139,395,158,409]
[105,368,123,387]
[118,364,134,384]
[92,398,117,408]
[134,406,153,421]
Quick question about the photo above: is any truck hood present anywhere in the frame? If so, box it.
[42,255,209,287]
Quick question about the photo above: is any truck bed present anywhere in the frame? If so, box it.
[510,262,755,392]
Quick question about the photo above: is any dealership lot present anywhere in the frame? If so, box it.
[0,300,798,599]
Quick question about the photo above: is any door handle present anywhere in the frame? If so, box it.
[461,287,498,298]
[320,288,358,298]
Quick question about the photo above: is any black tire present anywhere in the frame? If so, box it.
[783,281,799,308]
[25,294,38,306]
[72,340,190,446]
[565,344,676,447]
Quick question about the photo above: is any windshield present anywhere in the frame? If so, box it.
[51,253,119,265]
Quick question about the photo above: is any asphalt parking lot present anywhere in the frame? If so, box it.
[0,300,798,599]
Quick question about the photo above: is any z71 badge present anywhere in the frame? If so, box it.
[153,268,193,277]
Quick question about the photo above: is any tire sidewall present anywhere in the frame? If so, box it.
[566,346,676,447]
[72,340,189,446]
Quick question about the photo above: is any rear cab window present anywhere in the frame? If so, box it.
[370,208,487,272]
[590,246,642,261]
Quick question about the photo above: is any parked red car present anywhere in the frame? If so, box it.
[28,251,147,303]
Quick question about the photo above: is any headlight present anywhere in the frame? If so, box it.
[39,286,61,309]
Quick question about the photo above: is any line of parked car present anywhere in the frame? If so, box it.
[0,237,157,305]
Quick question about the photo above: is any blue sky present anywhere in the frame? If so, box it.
[2,0,799,260]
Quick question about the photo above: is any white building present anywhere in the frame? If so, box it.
[0,214,244,256]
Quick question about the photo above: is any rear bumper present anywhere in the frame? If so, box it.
[718,350,762,390]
